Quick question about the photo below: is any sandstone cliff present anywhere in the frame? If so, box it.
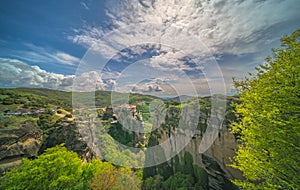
[153,97,243,190]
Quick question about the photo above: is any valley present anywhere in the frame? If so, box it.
[0,88,241,190]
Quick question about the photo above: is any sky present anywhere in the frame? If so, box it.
[0,0,299,97]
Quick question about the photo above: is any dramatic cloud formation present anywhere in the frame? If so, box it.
[0,58,111,91]
[0,58,74,90]
[70,0,300,95]
[72,0,299,56]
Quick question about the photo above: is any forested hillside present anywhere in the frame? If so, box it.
[0,87,239,190]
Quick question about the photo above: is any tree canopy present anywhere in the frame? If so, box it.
[231,29,300,189]
[0,145,83,190]
[0,145,141,190]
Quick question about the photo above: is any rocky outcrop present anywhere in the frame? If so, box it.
[0,119,97,175]
[155,103,243,190]
[181,126,243,176]
[203,126,243,181]
[39,120,97,162]
[0,121,43,174]
[202,154,239,190]
[157,125,242,190]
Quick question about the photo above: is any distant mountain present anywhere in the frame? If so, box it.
[163,95,195,102]
[0,88,161,111]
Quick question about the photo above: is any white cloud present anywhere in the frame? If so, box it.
[105,79,117,91]
[73,71,106,91]
[0,58,74,90]
[149,50,203,71]
[0,58,115,91]
[10,43,80,66]
[131,78,164,93]
[54,52,81,65]
[70,0,300,95]
[0,57,224,96]
[72,0,300,56]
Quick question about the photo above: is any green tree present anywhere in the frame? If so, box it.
[112,168,142,190]
[181,152,194,175]
[162,172,194,190]
[87,159,141,190]
[88,160,121,190]
[231,29,300,189]
[193,165,208,190]
[144,174,164,190]
[0,145,83,190]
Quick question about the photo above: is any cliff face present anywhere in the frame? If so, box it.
[0,121,42,174]
[153,99,243,190]
[182,126,242,190]
[179,125,242,175]
[156,124,242,190]
[0,120,96,174]
[39,120,97,162]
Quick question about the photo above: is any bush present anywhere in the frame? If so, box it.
[0,145,83,190]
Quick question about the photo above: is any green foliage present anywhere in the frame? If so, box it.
[96,130,145,168]
[0,114,38,128]
[181,152,194,175]
[128,93,157,105]
[0,115,18,128]
[137,103,151,121]
[231,29,300,189]
[108,122,133,146]
[193,165,209,190]
[163,172,194,190]
[143,151,209,190]
[38,113,56,129]
[0,88,72,112]
[86,159,141,190]
[136,104,149,113]
[17,88,72,110]
[155,162,173,180]
[144,174,164,190]
[0,145,142,190]
[0,145,83,190]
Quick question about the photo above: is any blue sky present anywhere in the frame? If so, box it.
[0,0,300,96]
[0,0,107,74]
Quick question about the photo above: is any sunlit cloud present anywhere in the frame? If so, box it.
[69,0,300,95]
[72,0,299,56]
[0,58,74,90]
[0,58,115,92]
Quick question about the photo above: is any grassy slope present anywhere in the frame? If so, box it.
[0,88,162,110]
